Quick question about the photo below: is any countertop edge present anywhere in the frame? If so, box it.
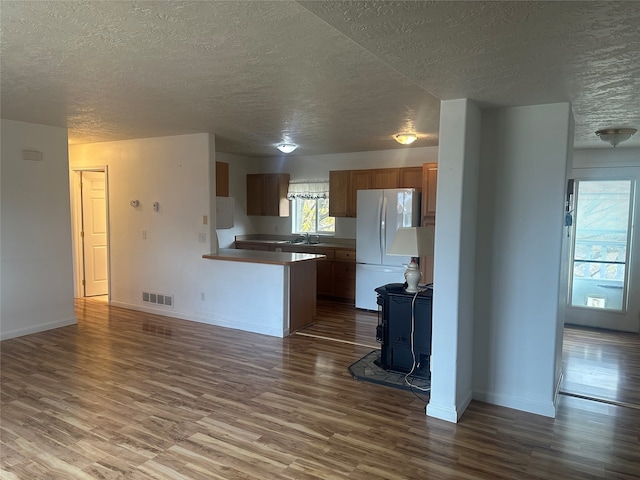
[203,249,326,266]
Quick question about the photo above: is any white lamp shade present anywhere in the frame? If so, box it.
[386,226,435,257]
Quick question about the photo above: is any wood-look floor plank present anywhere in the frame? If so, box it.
[1,297,639,479]
[561,325,640,407]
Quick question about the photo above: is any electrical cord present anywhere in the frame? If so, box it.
[403,289,431,392]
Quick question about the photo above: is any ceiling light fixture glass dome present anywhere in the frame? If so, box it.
[394,133,418,145]
[595,128,637,147]
[277,143,298,153]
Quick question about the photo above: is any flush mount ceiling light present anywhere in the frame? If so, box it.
[595,128,637,147]
[394,133,418,145]
[277,143,298,153]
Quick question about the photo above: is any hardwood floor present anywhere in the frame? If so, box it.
[1,298,638,479]
[561,325,640,408]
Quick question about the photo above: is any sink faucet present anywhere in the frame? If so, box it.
[303,232,310,244]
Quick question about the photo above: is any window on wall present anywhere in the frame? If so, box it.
[287,180,335,235]
[568,179,635,311]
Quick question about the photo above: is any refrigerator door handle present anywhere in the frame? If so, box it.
[376,195,384,262]
[380,195,387,259]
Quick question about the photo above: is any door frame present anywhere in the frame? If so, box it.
[70,166,111,299]
[563,166,639,332]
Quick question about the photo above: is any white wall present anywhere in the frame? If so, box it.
[1,120,76,339]
[69,136,318,337]
[573,146,640,168]
[472,103,573,417]
[69,134,217,318]
[427,99,482,422]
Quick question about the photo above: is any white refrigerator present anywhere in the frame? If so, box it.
[355,189,420,310]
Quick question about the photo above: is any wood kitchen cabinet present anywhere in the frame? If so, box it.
[246,173,290,217]
[371,168,399,189]
[330,166,428,218]
[313,248,335,296]
[282,244,352,300]
[234,240,355,301]
[328,170,349,217]
[329,169,371,218]
[420,162,438,285]
[329,168,363,218]
[421,163,438,225]
[348,170,371,217]
[332,249,356,301]
[216,161,229,197]
[399,166,423,190]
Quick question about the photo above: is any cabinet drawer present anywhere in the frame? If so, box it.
[312,247,335,259]
[335,249,356,261]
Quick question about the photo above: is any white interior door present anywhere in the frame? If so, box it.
[564,167,639,332]
[81,171,108,297]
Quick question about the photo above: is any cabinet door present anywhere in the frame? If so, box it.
[333,251,356,300]
[421,163,438,225]
[216,161,229,197]
[316,260,334,296]
[329,170,349,217]
[247,173,289,217]
[399,166,422,190]
[348,170,371,217]
[246,174,263,216]
[371,168,399,189]
[262,174,280,216]
[277,174,290,217]
[420,163,438,285]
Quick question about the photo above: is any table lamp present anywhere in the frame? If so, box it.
[387,226,435,292]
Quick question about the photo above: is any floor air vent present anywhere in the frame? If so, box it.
[142,291,174,308]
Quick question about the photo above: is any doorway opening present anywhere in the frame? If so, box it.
[71,168,110,299]
[564,169,639,332]
[561,166,639,408]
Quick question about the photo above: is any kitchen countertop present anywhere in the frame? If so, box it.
[234,235,355,250]
[203,248,326,266]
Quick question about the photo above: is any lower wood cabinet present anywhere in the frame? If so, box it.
[332,249,356,300]
[234,241,355,301]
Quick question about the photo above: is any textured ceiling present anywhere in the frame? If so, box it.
[1,1,638,156]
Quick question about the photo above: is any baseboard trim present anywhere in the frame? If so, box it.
[426,390,472,423]
[1,316,78,341]
[473,389,556,418]
[109,301,286,338]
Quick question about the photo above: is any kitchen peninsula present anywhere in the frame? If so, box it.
[202,248,325,337]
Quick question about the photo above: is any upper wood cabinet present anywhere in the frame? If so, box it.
[348,170,371,217]
[421,163,438,225]
[330,166,430,218]
[329,170,371,218]
[328,170,349,217]
[216,161,229,197]
[371,168,399,189]
[399,166,423,190]
[246,173,290,216]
